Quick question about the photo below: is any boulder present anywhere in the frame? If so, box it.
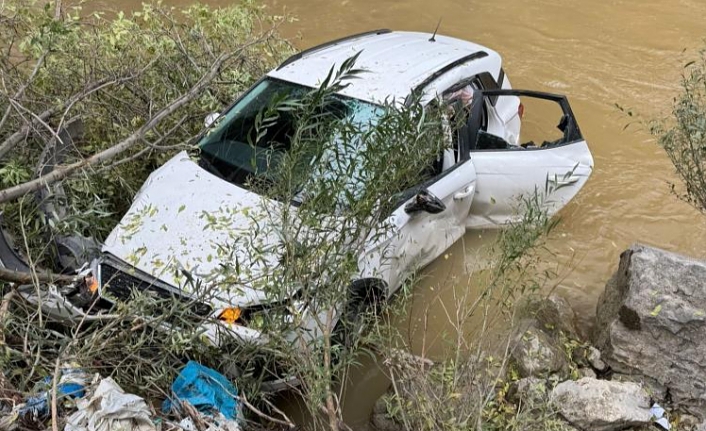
[511,320,570,378]
[531,294,580,337]
[594,244,706,416]
[611,372,667,401]
[587,346,607,372]
[577,368,597,379]
[551,378,652,431]
[507,377,548,405]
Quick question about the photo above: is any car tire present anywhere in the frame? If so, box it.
[332,279,384,350]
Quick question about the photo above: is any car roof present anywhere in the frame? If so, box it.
[267,30,502,105]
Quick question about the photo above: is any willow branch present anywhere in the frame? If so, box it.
[0,267,74,284]
[0,50,49,132]
[0,49,240,204]
[0,77,113,159]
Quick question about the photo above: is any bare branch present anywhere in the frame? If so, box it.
[0,50,49,132]
[0,266,75,284]
[54,0,62,20]
[0,50,241,204]
[0,69,146,160]
[0,78,110,159]
[96,146,153,173]
[239,394,296,429]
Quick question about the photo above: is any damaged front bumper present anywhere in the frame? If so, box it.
[16,257,268,347]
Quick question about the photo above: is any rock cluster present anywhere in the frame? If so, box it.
[371,244,706,431]
[509,295,654,431]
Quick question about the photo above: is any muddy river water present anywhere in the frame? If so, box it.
[100,0,706,426]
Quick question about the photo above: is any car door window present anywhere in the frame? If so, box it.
[466,90,583,152]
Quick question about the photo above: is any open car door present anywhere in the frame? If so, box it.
[465,89,593,228]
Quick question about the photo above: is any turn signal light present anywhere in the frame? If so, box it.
[86,275,99,294]
[518,102,525,120]
[219,307,242,324]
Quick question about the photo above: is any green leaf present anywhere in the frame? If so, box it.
[650,304,662,316]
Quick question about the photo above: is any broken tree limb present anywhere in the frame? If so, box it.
[0,58,156,161]
[0,77,113,159]
[0,50,49,133]
[0,266,75,284]
[0,49,242,204]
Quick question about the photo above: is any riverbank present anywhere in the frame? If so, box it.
[371,244,706,431]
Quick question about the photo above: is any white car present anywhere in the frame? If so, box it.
[9,30,593,352]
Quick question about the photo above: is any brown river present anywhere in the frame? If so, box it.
[99,0,706,427]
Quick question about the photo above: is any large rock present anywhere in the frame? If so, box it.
[594,244,706,416]
[507,377,548,405]
[370,397,403,431]
[511,320,570,378]
[530,294,579,337]
[551,378,652,431]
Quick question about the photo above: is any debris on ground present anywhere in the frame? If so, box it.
[163,361,240,422]
[13,365,89,421]
[65,377,155,431]
[650,403,671,430]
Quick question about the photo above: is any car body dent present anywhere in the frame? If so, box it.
[102,151,283,308]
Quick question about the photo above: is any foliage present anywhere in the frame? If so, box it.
[198,57,450,429]
[0,0,292,264]
[650,48,706,211]
[375,185,563,431]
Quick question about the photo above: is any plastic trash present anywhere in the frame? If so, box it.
[65,377,155,431]
[18,365,89,420]
[655,417,671,430]
[650,403,671,430]
[178,417,197,431]
[0,404,22,430]
[163,361,239,420]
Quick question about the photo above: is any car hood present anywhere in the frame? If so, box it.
[102,151,285,307]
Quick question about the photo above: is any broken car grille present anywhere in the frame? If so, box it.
[99,262,213,317]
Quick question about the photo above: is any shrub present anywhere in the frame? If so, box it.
[0,0,292,263]
[651,48,706,211]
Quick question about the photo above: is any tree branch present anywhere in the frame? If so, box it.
[0,77,112,159]
[0,66,149,161]
[0,266,74,284]
[0,49,241,204]
[0,50,48,132]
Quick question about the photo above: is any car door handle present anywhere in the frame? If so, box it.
[453,184,475,201]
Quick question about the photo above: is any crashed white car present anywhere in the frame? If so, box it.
[9,30,593,349]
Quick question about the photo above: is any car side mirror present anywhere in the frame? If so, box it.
[404,189,446,215]
[204,112,220,128]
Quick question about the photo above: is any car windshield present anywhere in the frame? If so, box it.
[198,78,383,203]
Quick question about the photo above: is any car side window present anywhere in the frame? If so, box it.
[387,102,467,214]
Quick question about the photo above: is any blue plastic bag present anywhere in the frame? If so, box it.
[163,361,239,420]
[19,367,88,419]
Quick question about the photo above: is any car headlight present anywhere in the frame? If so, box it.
[218,301,303,331]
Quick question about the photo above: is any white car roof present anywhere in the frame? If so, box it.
[267,30,502,104]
